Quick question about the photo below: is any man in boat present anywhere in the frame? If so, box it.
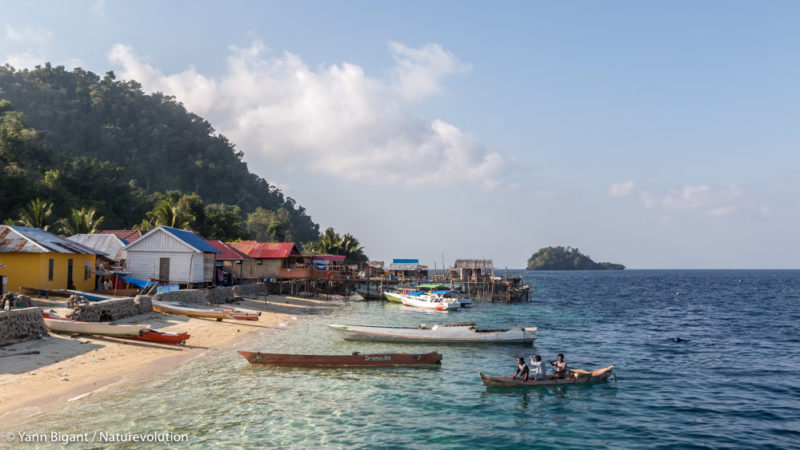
[512,356,529,381]
[549,353,568,379]
[529,354,547,380]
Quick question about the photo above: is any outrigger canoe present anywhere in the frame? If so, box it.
[42,312,190,344]
[479,366,614,387]
[42,312,147,337]
[328,323,537,344]
[152,300,260,321]
[238,350,443,367]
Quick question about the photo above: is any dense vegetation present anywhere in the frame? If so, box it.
[0,64,367,260]
[526,246,625,270]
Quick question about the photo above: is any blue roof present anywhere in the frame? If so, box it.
[159,227,221,253]
[433,290,457,295]
[393,258,419,264]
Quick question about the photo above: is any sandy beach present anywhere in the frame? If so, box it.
[0,295,339,427]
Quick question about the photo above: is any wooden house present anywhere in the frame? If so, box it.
[228,242,307,279]
[388,258,428,280]
[67,233,131,290]
[124,226,220,286]
[205,240,252,283]
[0,225,103,293]
[452,259,494,281]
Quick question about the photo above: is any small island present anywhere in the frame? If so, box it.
[526,246,625,270]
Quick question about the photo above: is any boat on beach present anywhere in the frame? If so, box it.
[152,300,259,321]
[125,329,191,345]
[42,312,148,337]
[238,350,443,367]
[479,366,614,387]
[328,323,537,344]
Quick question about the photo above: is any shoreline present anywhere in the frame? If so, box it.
[0,295,339,429]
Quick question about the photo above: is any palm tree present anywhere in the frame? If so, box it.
[15,199,61,231]
[60,207,105,235]
[306,228,367,263]
[148,198,192,229]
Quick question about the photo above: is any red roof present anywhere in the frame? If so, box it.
[228,241,302,259]
[205,240,251,260]
[100,230,144,243]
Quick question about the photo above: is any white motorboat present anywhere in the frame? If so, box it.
[328,323,537,344]
[399,291,460,311]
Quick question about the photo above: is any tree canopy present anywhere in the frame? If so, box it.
[526,246,625,270]
[0,64,318,242]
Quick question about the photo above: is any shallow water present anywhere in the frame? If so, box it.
[8,270,800,448]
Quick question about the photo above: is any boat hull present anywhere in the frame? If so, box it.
[238,351,443,367]
[152,300,233,320]
[42,314,147,337]
[383,292,404,303]
[123,330,190,344]
[399,294,460,311]
[479,366,614,387]
[329,324,537,344]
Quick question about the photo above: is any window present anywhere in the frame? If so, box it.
[48,259,54,281]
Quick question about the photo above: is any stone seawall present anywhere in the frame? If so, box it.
[154,283,266,304]
[0,307,47,346]
[68,296,153,322]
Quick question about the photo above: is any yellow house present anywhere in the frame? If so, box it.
[0,225,101,294]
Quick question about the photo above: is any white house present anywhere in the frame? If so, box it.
[124,226,220,286]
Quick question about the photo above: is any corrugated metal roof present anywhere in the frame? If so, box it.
[393,258,419,264]
[454,259,494,269]
[99,229,144,242]
[228,241,301,259]
[159,227,221,253]
[206,240,251,260]
[67,234,128,261]
[0,226,104,255]
[389,263,420,271]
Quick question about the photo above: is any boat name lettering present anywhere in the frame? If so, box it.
[364,355,391,361]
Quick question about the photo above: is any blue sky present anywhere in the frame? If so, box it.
[2,0,799,268]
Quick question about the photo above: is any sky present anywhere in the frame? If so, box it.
[1,0,799,268]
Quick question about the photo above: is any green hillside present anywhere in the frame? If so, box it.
[527,246,625,270]
[0,64,319,243]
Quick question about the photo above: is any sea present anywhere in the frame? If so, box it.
[8,270,800,449]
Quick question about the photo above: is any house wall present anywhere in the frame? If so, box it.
[0,253,95,292]
[222,259,280,280]
[125,229,214,284]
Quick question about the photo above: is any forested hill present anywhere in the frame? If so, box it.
[527,246,625,270]
[0,64,319,243]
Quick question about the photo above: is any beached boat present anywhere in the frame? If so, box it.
[152,300,234,320]
[328,323,537,344]
[152,300,259,321]
[355,286,384,300]
[124,329,191,345]
[66,290,116,302]
[400,291,460,311]
[42,312,148,337]
[479,366,614,387]
[238,350,443,367]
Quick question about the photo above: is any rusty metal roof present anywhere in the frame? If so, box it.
[99,229,144,242]
[67,234,128,261]
[0,226,104,255]
[228,241,301,259]
[206,240,251,260]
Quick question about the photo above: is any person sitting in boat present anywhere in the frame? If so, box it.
[512,356,530,381]
[529,354,547,380]
[549,353,568,379]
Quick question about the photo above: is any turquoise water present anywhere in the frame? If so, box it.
[8,270,800,448]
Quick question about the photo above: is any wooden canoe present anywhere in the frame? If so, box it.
[238,350,443,367]
[329,323,537,344]
[479,366,614,387]
[123,329,190,345]
[152,300,233,320]
[42,312,148,337]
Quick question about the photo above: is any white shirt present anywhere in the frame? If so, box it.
[531,360,547,380]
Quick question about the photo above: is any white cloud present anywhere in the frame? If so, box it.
[609,181,635,197]
[92,0,106,18]
[3,25,52,44]
[108,41,506,189]
[639,184,766,217]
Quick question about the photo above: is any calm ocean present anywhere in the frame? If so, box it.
[9,270,800,449]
